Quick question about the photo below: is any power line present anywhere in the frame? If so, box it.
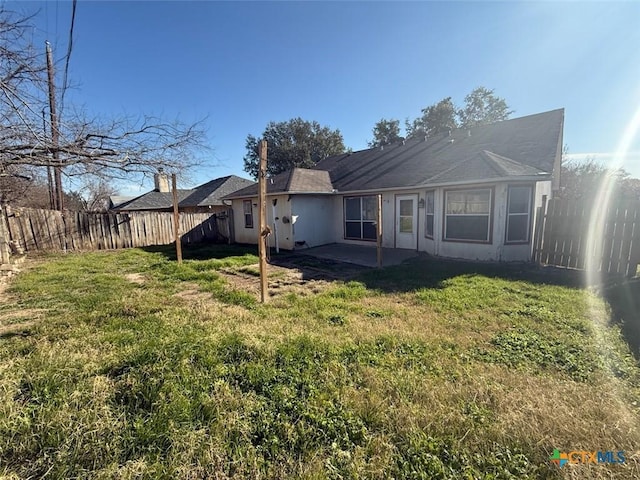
[60,0,77,116]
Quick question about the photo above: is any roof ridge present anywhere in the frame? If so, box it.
[479,150,510,176]
[423,156,467,183]
[285,168,297,191]
[482,150,546,175]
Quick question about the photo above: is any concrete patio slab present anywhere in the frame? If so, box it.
[295,243,419,268]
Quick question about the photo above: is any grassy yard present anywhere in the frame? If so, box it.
[0,245,639,479]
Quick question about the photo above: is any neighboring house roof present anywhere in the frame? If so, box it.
[109,195,136,209]
[227,168,334,198]
[179,175,255,208]
[114,190,193,211]
[112,174,255,212]
[224,109,564,198]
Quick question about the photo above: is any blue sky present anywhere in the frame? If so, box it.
[13,0,640,195]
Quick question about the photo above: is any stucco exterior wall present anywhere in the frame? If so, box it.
[231,179,552,261]
[422,181,551,262]
[231,197,257,245]
[267,195,294,251]
[290,195,336,248]
[231,195,294,250]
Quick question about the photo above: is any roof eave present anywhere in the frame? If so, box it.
[332,175,552,195]
[225,190,335,199]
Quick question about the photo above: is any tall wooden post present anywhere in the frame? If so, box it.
[45,42,63,211]
[0,205,10,265]
[258,140,268,302]
[376,194,383,268]
[172,174,183,264]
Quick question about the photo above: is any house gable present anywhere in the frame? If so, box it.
[314,108,563,192]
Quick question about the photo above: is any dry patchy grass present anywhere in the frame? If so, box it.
[0,245,638,479]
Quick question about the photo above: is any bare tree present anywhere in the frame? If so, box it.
[0,7,208,207]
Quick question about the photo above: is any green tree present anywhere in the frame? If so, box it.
[243,118,346,179]
[560,157,633,201]
[458,86,512,128]
[368,118,402,147]
[406,97,457,140]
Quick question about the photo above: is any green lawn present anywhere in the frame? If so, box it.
[0,246,639,479]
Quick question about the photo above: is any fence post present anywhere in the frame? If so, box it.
[532,194,547,264]
[0,204,10,265]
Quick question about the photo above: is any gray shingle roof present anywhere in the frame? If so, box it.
[179,175,255,207]
[113,175,255,211]
[425,151,547,184]
[225,168,334,198]
[224,109,563,198]
[316,109,563,191]
[115,190,193,211]
[109,195,136,209]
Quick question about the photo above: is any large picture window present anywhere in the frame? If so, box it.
[506,185,532,243]
[243,200,253,228]
[425,190,434,238]
[444,188,492,242]
[344,196,377,240]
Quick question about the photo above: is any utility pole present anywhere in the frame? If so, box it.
[172,174,183,264]
[45,41,63,211]
[258,140,268,303]
[41,109,55,209]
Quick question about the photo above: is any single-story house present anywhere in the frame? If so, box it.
[111,170,255,214]
[224,109,564,262]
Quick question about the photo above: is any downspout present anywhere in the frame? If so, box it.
[272,199,279,254]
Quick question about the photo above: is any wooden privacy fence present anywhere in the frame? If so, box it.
[533,197,640,277]
[1,206,231,254]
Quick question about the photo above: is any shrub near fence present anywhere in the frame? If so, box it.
[534,197,640,277]
[1,206,228,254]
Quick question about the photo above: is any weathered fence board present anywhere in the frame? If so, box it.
[1,206,229,256]
[535,197,640,277]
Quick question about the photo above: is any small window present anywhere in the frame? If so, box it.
[344,196,377,241]
[506,185,532,243]
[243,200,253,228]
[444,188,492,242]
[425,191,434,238]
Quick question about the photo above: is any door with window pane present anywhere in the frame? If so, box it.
[395,194,418,249]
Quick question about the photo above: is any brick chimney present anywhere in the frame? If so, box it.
[154,168,170,192]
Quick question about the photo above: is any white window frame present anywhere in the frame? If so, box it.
[425,190,435,238]
[243,200,253,228]
[443,188,492,243]
[505,185,533,243]
[344,196,377,241]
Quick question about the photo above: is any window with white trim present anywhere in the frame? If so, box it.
[506,185,532,243]
[444,189,492,242]
[344,196,377,240]
[425,190,434,238]
[243,200,253,228]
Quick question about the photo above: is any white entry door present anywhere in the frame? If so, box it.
[395,194,418,249]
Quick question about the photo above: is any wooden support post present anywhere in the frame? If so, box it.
[0,205,10,265]
[258,140,269,302]
[172,174,183,264]
[532,194,548,264]
[376,194,383,268]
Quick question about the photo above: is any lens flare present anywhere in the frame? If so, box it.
[582,104,640,403]
[585,105,640,284]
